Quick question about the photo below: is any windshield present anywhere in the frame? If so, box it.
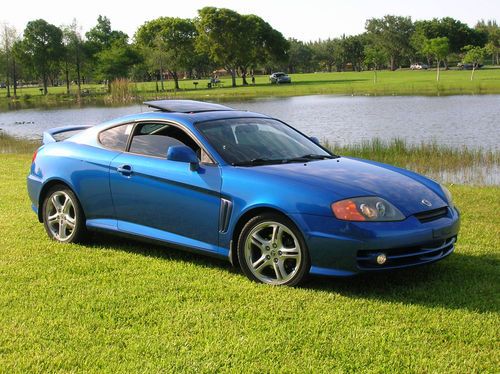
[195,118,333,166]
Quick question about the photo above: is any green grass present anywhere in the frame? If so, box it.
[0,153,499,372]
[2,68,500,110]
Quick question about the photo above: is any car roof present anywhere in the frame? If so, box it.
[139,100,269,125]
[143,99,234,113]
[89,101,270,133]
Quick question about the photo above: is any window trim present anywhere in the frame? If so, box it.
[98,118,218,165]
[97,122,134,151]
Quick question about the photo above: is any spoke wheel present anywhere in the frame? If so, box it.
[43,186,87,243]
[238,214,309,286]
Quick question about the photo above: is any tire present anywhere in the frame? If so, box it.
[237,213,310,286]
[42,185,87,243]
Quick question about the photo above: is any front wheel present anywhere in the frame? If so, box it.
[237,213,310,286]
[42,185,87,243]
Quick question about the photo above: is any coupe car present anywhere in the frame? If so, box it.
[27,100,460,286]
[410,63,429,70]
[269,72,291,84]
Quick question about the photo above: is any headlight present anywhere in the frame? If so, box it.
[440,184,454,208]
[331,197,405,222]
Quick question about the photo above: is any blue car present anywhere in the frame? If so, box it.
[27,100,460,286]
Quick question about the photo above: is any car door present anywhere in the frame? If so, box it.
[109,121,222,252]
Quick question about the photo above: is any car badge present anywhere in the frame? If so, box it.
[421,199,432,207]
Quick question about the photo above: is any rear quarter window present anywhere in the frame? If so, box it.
[98,124,133,151]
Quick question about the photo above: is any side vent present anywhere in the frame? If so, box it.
[219,198,233,233]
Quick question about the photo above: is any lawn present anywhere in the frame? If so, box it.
[0,153,498,372]
[2,68,500,110]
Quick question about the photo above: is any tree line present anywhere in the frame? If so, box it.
[0,8,499,97]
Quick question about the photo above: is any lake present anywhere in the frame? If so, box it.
[0,95,499,150]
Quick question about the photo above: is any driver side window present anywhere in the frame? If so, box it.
[129,122,213,164]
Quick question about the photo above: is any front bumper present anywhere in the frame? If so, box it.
[289,206,460,277]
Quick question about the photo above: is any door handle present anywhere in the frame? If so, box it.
[117,164,132,176]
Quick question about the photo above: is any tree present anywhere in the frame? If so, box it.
[196,8,285,86]
[423,37,450,81]
[136,17,197,90]
[343,34,366,71]
[85,15,128,81]
[476,20,500,64]
[85,15,127,55]
[311,38,346,72]
[287,39,314,73]
[96,38,141,91]
[252,23,290,75]
[462,45,486,80]
[236,14,288,85]
[414,18,488,68]
[0,23,20,98]
[62,20,85,96]
[196,7,287,87]
[136,36,168,91]
[20,19,64,95]
[365,15,414,70]
[364,46,387,83]
[196,7,244,87]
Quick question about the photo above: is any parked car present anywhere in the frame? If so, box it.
[0,82,6,89]
[410,63,429,70]
[269,72,291,83]
[457,63,483,70]
[28,100,459,286]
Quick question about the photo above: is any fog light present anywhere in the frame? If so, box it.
[376,253,387,265]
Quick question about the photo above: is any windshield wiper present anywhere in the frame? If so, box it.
[231,154,339,167]
[231,158,285,166]
[284,154,339,163]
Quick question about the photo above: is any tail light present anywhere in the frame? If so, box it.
[32,149,38,164]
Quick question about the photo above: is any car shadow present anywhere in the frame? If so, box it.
[87,233,498,314]
[88,232,235,272]
[289,78,370,86]
[302,253,499,314]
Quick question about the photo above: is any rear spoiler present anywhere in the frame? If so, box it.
[42,125,93,145]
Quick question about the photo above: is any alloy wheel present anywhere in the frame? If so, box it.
[46,191,77,241]
[243,221,302,285]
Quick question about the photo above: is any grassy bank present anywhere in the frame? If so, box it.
[328,138,500,185]
[1,68,500,110]
[0,153,498,372]
[0,132,40,154]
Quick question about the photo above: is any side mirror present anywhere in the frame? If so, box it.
[166,145,199,171]
[310,136,320,145]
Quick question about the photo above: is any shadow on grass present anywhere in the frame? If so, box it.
[88,232,498,314]
[303,254,499,314]
[89,232,234,272]
[286,79,370,86]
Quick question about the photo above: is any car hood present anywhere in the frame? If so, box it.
[244,157,447,216]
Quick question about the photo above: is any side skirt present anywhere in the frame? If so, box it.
[86,218,230,262]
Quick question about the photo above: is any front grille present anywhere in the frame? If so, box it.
[414,207,448,223]
[356,237,456,270]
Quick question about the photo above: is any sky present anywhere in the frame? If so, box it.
[2,0,499,41]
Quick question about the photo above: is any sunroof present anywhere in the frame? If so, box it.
[144,100,234,113]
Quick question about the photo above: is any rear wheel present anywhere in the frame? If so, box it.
[237,213,310,286]
[42,185,87,243]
